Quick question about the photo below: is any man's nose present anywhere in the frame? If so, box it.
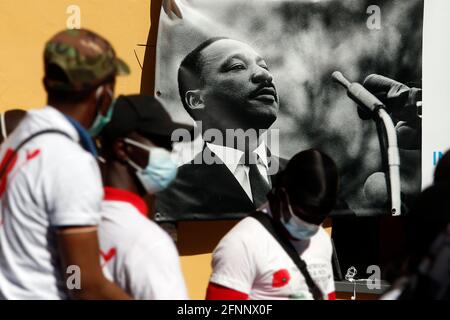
[251,66,273,84]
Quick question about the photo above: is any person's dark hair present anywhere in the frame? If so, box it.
[177,37,228,118]
[406,184,450,272]
[278,149,339,224]
[434,150,450,185]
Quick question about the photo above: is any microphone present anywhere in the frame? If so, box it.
[332,71,402,215]
[332,72,385,116]
[363,74,422,123]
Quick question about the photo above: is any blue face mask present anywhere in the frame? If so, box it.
[281,194,320,240]
[124,138,178,193]
[88,87,115,137]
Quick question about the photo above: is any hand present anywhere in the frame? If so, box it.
[162,0,183,19]
[359,74,422,128]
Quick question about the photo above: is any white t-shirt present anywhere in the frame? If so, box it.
[0,106,103,300]
[210,210,335,300]
[99,187,188,300]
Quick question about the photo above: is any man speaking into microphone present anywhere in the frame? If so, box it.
[155,37,288,220]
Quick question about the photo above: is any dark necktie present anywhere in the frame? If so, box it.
[246,152,271,208]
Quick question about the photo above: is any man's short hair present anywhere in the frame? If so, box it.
[177,37,228,118]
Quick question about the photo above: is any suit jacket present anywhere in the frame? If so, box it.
[155,145,288,221]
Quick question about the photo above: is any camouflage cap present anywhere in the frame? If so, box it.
[44,28,130,92]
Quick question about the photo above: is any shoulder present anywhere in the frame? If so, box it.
[41,143,98,182]
[139,219,175,248]
[126,218,180,267]
[18,107,76,137]
[228,216,266,236]
[315,227,332,244]
[8,107,87,162]
[215,216,268,252]
[154,154,217,213]
[310,227,333,257]
[102,203,176,255]
[177,152,214,177]
[158,153,210,194]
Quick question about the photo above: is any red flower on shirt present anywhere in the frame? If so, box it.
[272,269,290,288]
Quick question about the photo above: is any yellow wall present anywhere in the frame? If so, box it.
[0,0,331,300]
[177,221,239,300]
[0,0,220,300]
[0,0,151,112]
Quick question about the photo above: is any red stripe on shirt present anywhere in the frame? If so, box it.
[206,282,249,300]
[103,186,148,217]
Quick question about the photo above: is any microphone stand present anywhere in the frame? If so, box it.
[332,71,401,216]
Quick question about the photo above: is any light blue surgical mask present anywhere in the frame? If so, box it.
[282,194,320,240]
[88,87,115,137]
[124,138,178,193]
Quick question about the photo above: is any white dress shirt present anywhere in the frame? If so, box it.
[206,142,270,202]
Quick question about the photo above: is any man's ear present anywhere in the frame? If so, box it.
[96,83,114,116]
[113,138,129,163]
[185,90,205,110]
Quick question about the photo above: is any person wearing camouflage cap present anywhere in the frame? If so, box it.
[44,28,130,136]
[0,29,131,299]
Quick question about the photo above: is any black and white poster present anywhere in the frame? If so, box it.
[154,0,423,222]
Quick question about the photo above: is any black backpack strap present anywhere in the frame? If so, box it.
[250,211,324,300]
[0,129,72,179]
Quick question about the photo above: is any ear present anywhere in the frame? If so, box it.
[185,89,205,111]
[96,85,114,116]
[112,138,129,163]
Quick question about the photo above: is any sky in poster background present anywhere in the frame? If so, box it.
[155,0,423,215]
